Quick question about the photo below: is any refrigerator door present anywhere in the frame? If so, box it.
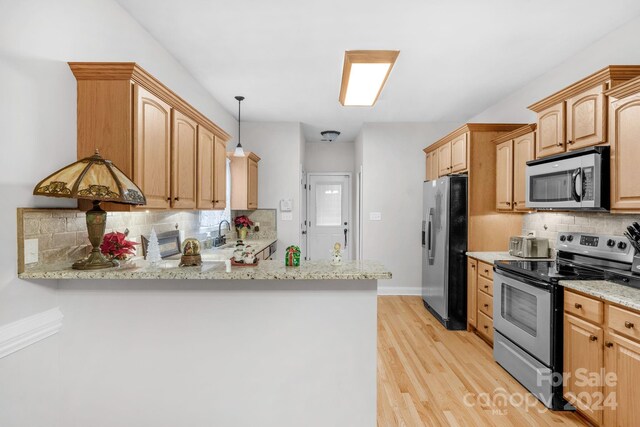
[422,178,450,319]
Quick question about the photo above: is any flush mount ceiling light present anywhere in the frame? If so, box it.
[339,50,400,107]
[320,130,341,142]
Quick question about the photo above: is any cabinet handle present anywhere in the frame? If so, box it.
[574,303,582,309]
[557,142,563,147]
[484,269,489,274]
[483,304,489,308]
[483,325,488,329]
[625,321,635,329]
[506,202,510,206]
[166,197,171,201]
[589,335,598,342]
[513,202,518,206]
[605,341,614,348]
[174,197,179,201]
[483,285,489,290]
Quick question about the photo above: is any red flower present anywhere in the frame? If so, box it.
[234,215,254,229]
[100,231,139,260]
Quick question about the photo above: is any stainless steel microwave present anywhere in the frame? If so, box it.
[525,146,609,211]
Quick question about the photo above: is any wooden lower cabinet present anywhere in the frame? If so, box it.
[563,289,640,426]
[467,256,493,345]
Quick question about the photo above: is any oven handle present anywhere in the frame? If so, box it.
[571,168,582,203]
[493,268,552,292]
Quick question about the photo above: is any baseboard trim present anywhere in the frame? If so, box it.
[377,286,421,296]
[0,307,63,359]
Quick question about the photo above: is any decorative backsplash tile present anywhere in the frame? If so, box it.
[522,212,640,249]
[18,208,231,272]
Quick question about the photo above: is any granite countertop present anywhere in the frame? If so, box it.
[165,238,277,262]
[18,259,392,281]
[559,280,640,312]
[466,251,553,264]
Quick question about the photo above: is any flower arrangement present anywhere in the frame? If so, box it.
[234,215,254,229]
[100,231,139,260]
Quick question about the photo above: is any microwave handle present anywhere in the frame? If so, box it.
[571,168,582,202]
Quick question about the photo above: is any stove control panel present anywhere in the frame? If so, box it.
[557,232,635,263]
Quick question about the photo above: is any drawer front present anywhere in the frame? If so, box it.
[478,276,493,296]
[608,304,640,340]
[478,261,494,281]
[477,311,494,343]
[564,290,603,324]
[478,289,493,318]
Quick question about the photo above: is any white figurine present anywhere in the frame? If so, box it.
[331,242,343,266]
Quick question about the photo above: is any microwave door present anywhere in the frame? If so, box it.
[526,156,583,209]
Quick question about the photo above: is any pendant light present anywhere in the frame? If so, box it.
[234,95,245,157]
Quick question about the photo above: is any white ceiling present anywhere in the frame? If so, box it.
[116,0,640,142]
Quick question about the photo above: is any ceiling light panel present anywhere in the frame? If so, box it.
[339,50,399,107]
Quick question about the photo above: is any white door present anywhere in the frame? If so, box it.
[308,174,351,261]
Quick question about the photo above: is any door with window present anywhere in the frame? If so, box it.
[307,174,351,261]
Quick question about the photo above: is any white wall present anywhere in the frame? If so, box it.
[469,14,640,123]
[0,1,235,426]
[240,122,303,248]
[359,123,460,295]
[304,142,355,173]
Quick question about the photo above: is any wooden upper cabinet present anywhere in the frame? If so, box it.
[604,331,640,427]
[513,132,535,211]
[450,133,468,173]
[536,102,565,159]
[563,313,604,426]
[425,150,439,181]
[437,142,452,176]
[229,151,260,210]
[566,84,606,150]
[248,156,259,210]
[425,151,432,181]
[171,111,197,209]
[213,137,227,210]
[134,85,172,210]
[495,140,513,211]
[69,62,231,211]
[608,79,640,212]
[197,126,215,210]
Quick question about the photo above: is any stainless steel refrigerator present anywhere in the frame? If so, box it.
[422,176,468,330]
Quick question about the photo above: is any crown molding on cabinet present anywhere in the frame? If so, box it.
[69,62,231,142]
[605,75,640,99]
[527,65,640,112]
[491,123,537,145]
[423,123,526,153]
[0,307,63,359]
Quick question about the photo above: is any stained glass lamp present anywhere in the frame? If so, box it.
[33,150,146,270]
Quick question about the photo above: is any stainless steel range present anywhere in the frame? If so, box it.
[493,231,637,410]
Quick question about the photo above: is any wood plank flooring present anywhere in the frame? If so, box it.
[377,296,589,427]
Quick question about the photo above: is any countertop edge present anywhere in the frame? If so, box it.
[559,280,640,312]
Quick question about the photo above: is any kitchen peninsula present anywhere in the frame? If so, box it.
[18,260,390,427]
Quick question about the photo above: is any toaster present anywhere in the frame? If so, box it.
[509,236,550,258]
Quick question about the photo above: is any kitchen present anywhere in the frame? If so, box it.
[3,1,640,427]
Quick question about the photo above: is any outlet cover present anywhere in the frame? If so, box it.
[24,239,38,264]
[369,212,382,221]
[281,212,293,221]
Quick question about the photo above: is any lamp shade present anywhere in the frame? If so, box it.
[33,151,146,205]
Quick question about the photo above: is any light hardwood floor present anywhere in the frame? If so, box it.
[377,296,589,427]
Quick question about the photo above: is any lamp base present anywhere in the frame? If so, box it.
[72,249,117,270]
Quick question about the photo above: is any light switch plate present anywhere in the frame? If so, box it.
[281,212,293,221]
[369,212,382,221]
[24,238,38,264]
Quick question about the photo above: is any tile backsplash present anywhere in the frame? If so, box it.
[522,212,640,249]
[18,208,231,271]
[229,209,277,240]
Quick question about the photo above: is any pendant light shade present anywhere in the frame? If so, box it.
[234,95,245,157]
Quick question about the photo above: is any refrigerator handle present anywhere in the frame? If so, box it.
[428,209,435,261]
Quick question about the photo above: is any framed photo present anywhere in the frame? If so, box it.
[141,230,181,259]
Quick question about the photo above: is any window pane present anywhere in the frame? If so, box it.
[316,184,342,226]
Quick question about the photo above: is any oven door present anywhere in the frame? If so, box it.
[493,271,551,365]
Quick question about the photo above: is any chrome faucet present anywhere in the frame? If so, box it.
[215,220,231,247]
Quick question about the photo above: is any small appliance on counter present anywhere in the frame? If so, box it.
[508,235,550,258]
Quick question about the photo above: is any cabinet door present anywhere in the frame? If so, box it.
[495,140,514,211]
[536,102,566,158]
[467,258,477,328]
[171,110,198,209]
[451,133,468,173]
[247,157,258,210]
[430,149,438,180]
[425,151,432,181]
[513,132,535,211]
[566,84,606,150]
[437,142,452,176]
[197,126,215,210]
[604,331,640,427]
[610,93,640,211]
[213,137,227,210]
[134,85,171,209]
[564,313,604,426]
